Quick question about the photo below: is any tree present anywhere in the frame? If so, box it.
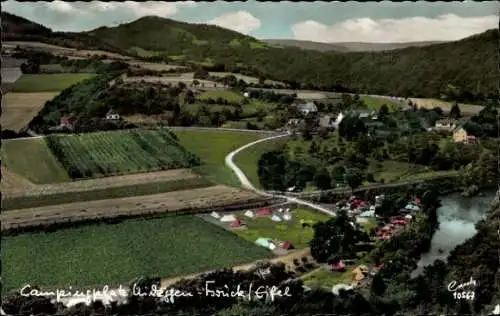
[371,273,387,296]
[449,103,461,119]
[378,104,389,119]
[344,167,364,193]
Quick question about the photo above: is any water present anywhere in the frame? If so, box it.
[411,190,497,277]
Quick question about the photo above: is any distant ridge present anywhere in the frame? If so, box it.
[263,39,447,52]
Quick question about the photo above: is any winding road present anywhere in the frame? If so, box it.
[225,131,337,216]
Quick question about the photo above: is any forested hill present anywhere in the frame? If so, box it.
[90,17,497,102]
[1,12,126,54]
[3,11,497,102]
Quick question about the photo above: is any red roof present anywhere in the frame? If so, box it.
[280,241,294,250]
[230,219,243,227]
[256,208,272,216]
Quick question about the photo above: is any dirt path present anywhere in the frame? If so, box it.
[2,168,199,198]
[160,248,311,288]
[1,185,268,229]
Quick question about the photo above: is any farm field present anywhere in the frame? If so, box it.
[128,61,186,71]
[234,137,289,189]
[233,208,332,249]
[11,73,96,92]
[1,166,35,192]
[361,96,398,112]
[45,129,200,179]
[367,160,459,184]
[174,130,265,186]
[198,90,244,102]
[1,92,59,131]
[3,176,213,211]
[2,138,70,184]
[2,215,271,292]
[409,98,484,115]
[301,267,355,290]
[1,185,266,230]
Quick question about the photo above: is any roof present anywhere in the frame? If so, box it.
[296,101,317,112]
[106,109,118,115]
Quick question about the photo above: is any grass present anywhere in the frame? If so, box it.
[2,215,272,292]
[45,129,200,179]
[233,208,332,249]
[198,90,244,103]
[361,96,398,112]
[368,160,458,183]
[3,177,213,211]
[174,130,263,186]
[234,138,288,189]
[1,138,70,184]
[301,267,355,290]
[250,41,267,49]
[129,46,162,57]
[11,73,96,92]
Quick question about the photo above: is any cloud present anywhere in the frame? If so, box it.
[207,11,261,34]
[291,14,498,43]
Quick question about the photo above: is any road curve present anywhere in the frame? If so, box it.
[225,131,336,216]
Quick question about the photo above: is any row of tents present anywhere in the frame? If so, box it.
[255,237,294,251]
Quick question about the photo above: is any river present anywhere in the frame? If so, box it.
[411,190,497,277]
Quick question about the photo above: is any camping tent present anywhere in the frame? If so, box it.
[255,237,272,248]
[211,212,221,219]
[283,213,292,221]
[230,219,244,228]
[359,210,375,218]
[271,214,282,222]
[280,241,294,250]
[220,214,237,222]
[256,208,272,216]
[244,210,255,218]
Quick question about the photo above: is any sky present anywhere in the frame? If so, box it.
[3,1,498,43]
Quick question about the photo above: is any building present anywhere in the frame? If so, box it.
[105,110,120,120]
[60,115,76,130]
[453,127,476,144]
[295,101,318,116]
[434,119,458,132]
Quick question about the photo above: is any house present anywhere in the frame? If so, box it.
[434,119,457,132]
[60,115,76,129]
[105,109,120,120]
[295,101,318,116]
[404,203,421,212]
[453,127,476,144]
[319,115,335,129]
[220,214,237,222]
[359,210,375,218]
[370,263,384,276]
[256,208,272,216]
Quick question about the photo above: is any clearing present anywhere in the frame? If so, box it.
[368,160,459,184]
[2,138,70,184]
[233,208,332,249]
[409,98,484,115]
[1,185,267,230]
[198,90,244,103]
[45,129,200,179]
[361,96,398,112]
[208,72,285,86]
[11,73,96,92]
[234,137,289,189]
[1,92,59,131]
[2,215,271,292]
[174,130,265,186]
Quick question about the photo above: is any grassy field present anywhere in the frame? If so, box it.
[234,138,289,189]
[2,138,70,184]
[409,98,484,115]
[1,92,59,131]
[3,177,213,210]
[361,96,398,112]
[198,90,244,103]
[368,160,458,183]
[233,208,332,249]
[301,267,355,290]
[11,73,96,92]
[174,130,263,186]
[45,129,200,179]
[2,215,272,292]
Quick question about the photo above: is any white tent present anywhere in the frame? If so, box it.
[271,214,282,222]
[268,241,277,250]
[220,214,237,222]
[244,210,255,218]
[211,212,221,219]
[285,208,290,213]
[359,210,375,218]
[283,213,292,221]
[405,214,413,220]
[278,208,283,213]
